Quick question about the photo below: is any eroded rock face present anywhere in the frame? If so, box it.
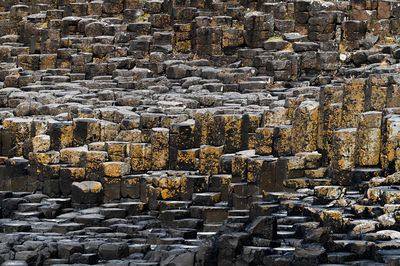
[1,0,400,264]
[71,181,103,205]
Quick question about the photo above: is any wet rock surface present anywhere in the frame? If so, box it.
[0,0,399,265]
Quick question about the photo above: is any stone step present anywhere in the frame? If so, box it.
[52,222,84,234]
[158,237,185,245]
[17,202,42,212]
[284,177,331,189]
[277,230,296,239]
[45,198,71,208]
[171,218,203,229]
[190,206,229,223]
[100,208,127,219]
[280,200,312,216]
[263,192,307,202]
[224,222,246,232]
[226,215,249,223]
[327,252,357,264]
[228,209,250,216]
[277,216,309,225]
[75,213,105,225]
[159,200,191,211]
[277,224,294,231]
[159,209,191,225]
[271,211,288,218]
[192,192,221,206]
[118,201,147,216]
[279,238,302,247]
[273,246,295,255]
[250,202,280,218]
[202,223,222,232]
[12,211,41,219]
[379,249,400,265]
[84,226,113,234]
[198,232,218,239]
[2,221,31,233]
[130,261,158,266]
[343,260,386,266]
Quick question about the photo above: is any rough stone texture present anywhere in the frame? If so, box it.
[0,0,400,265]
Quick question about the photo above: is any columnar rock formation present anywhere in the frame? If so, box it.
[0,0,399,265]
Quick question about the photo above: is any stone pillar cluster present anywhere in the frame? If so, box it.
[0,0,399,265]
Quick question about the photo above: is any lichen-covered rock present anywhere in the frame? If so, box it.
[102,161,130,177]
[71,181,103,204]
[199,145,223,175]
[291,100,319,154]
[32,135,50,153]
[60,146,88,167]
[2,0,400,265]
[330,128,357,184]
[314,186,346,204]
[355,111,382,166]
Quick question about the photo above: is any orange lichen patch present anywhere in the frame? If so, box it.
[177,148,199,170]
[151,128,169,170]
[73,181,103,193]
[199,145,224,176]
[102,161,130,177]
[255,127,274,155]
[29,151,60,165]
[305,167,327,179]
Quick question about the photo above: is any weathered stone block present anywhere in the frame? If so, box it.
[356,112,382,167]
[248,156,278,192]
[366,74,390,111]
[2,118,32,155]
[330,128,357,184]
[31,134,50,153]
[103,0,124,14]
[341,79,366,128]
[255,127,274,156]
[214,114,245,153]
[105,141,129,162]
[381,115,400,171]
[262,107,290,127]
[59,167,86,196]
[29,151,60,165]
[343,20,367,40]
[276,156,305,188]
[71,181,103,205]
[194,109,217,146]
[246,216,277,239]
[199,145,223,175]
[209,174,232,201]
[60,146,87,167]
[232,150,256,182]
[73,118,101,146]
[83,150,108,180]
[387,75,400,108]
[151,128,169,170]
[291,101,319,154]
[101,176,121,201]
[314,186,346,204]
[121,175,140,199]
[222,28,244,49]
[177,148,199,170]
[40,54,57,70]
[102,162,130,177]
[273,125,292,156]
[129,143,152,172]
